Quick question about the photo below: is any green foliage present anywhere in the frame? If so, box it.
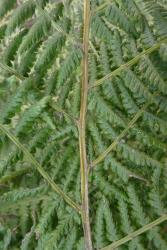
[18,14,51,53]
[6,0,36,35]
[1,78,32,123]
[94,197,119,248]
[3,29,27,66]
[57,47,83,87]
[15,95,50,135]
[0,0,16,18]
[0,0,167,249]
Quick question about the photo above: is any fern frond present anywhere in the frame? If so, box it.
[127,184,149,225]
[94,197,119,248]
[138,56,167,94]
[126,183,167,250]
[14,96,49,135]
[21,223,35,250]
[0,185,47,212]
[88,91,125,128]
[149,168,165,216]
[35,201,57,236]
[91,15,112,42]
[57,47,83,87]
[3,29,27,66]
[99,42,122,106]
[18,14,51,53]
[18,43,40,76]
[0,225,12,250]
[116,78,138,114]
[91,37,167,88]
[117,143,162,169]
[0,123,81,213]
[118,198,145,250]
[105,3,138,37]
[143,111,167,135]
[34,33,66,77]
[1,78,32,123]
[0,1,167,249]
[6,0,35,35]
[0,166,31,184]
[101,214,167,250]
[0,0,16,19]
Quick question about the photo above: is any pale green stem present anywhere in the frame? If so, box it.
[79,0,93,249]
